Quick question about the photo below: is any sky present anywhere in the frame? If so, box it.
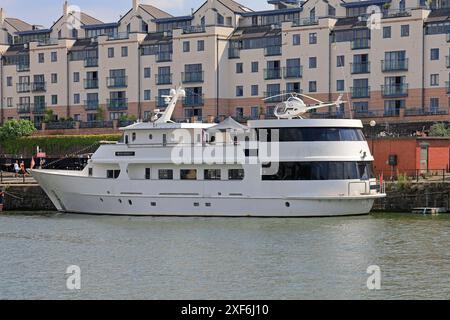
[1,0,273,27]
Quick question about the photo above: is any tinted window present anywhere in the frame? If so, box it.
[262,162,374,181]
[258,128,365,142]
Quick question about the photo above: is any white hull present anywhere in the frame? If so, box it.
[33,170,383,217]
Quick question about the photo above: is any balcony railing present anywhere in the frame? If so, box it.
[16,83,30,93]
[31,103,47,114]
[182,71,204,83]
[79,121,114,129]
[84,57,98,67]
[182,26,206,34]
[107,32,129,40]
[446,56,450,68]
[106,76,128,88]
[107,98,128,111]
[31,82,47,92]
[381,59,409,71]
[350,62,370,74]
[16,64,30,72]
[155,73,172,85]
[350,86,370,98]
[46,121,77,130]
[264,91,284,103]
[156,52,172,62]
[264,68,282,80]
[292,18,318,27]
[405,108,449,116]
[17,104,31,114]
[351,38,370,50]
[183,94,204,106]
[84,79,99,89]
[382,9,412,19]
[84,100,99,111]
[283,66,303,78]
[228,48,240,59]
[381,84,409,97]
[383,109,401,117]
[264,46,282,56]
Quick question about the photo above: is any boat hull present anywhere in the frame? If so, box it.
[33,170,383,217]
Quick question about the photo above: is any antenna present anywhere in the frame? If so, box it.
[154,87,186,123]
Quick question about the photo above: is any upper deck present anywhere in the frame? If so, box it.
[247,119,364,129]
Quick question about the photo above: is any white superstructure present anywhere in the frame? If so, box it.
[33,89,385,217]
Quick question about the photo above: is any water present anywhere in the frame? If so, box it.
[0,212,449,300]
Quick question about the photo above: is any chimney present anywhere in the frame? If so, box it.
[0,8,5,25]
[63,1,69,16]
[133,0,140,11]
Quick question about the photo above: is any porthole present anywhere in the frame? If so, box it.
[151,202,156,207]
[128,200,132,206]
[285,202,290,208]
[205,203,211,207]
[194,203,200,207]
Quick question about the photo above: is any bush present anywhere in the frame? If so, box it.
[429,123,450,137]
[0,120,36,142]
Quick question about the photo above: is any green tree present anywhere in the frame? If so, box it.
[43,109,54,123]
[0,119,36,142]
[429,123,450,137]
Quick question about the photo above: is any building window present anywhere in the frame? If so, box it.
[38,53,44,63]
[6,77,12,86]
[7,97,13,108]
[236,86,244,97]
[401,25,409,37]
[51,73,58,84]
[108,47,114,58]
[337,55,345,67]
[180,169,197,180]
[74,94,80,104]
[217,13,224,25]
[293,34,300,45]
[144,90,151,101]
[336,80,345,91]
[309,33,317,44]
[52,95,58,105]
[251,61,258,73]
[121,46,128,57]
[430,74,439,86]
[236,107,244,118]
[73,72,80,83]
[328,5,336,16]
[144,67,151,78]
[251,106,259,119]
[309,57,317,69]
[197,40,204,51]
[183,41,190,52]
[430,98,440,112]
[51,51,57,62]
[204,169,221,180]
[309,81,317,92]
[236,63,243,73]
[430,48,439,60]
[158,169,173,180]
[353,101,369,113]
[383,26,391,38]
[251,85,259,96]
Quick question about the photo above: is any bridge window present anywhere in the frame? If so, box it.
[204,169,221,180]
[158,169,173,180]
[181,169,197,180]
[257,128,365,142]
[228,169,244,180]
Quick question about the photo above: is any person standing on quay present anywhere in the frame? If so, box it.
[14,161,20,178]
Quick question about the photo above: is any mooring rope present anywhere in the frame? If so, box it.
[41,142,100,169]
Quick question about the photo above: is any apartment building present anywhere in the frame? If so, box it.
[0,0,450,130]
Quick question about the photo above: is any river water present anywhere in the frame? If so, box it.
[0,212,449,300]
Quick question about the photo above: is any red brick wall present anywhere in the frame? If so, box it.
[368,138,417,175]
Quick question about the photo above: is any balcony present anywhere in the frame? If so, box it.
[155,73,172,85]
[31,103,46,114]
[405,108,449,116]
[79,120,113,129]
[183,94,204,107]
[264,91,284,103]
[17,104,31,114]
[84,57,98,67]
[382,9,412,19]
[107,32,129,40]
[228,48,240,59]
[292,18,318,27]
[446,81,450,94]
[182,71,204,83]
[84,79,99,89]
[264,68,282,80]
[350,86,370,98]
[264,46,282,56]
[351,38,370,50]
[156,52,172,62]
[31,82,47,92]
[106,76,127,88]
[283,66,303,79]
[182,26,206,34]
[381,59,409,72]
[350,62,370,74]
[381,84,409,97]
[107,98,128,111]
[383,109,401,117]
[16,83,30,93]
[446,56,450,68]
[16,64,30,72]
[84,100,99,111]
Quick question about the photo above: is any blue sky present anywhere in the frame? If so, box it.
[1,0,272,27]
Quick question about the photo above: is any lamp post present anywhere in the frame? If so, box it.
[369,120,376,156]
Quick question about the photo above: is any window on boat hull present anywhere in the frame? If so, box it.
[107,170,121,179]
[228,169,245,180]
[262,162,374,181]
[159,169,173,180]
[180,169,197,180]
[204,169,221,180]
[257,128,366,142]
